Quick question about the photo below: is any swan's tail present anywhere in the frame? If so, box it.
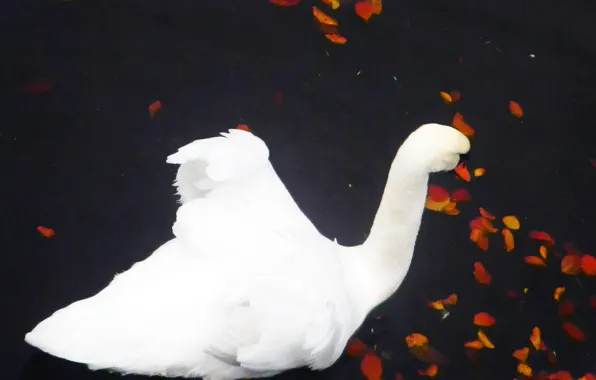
[166,129,270,203]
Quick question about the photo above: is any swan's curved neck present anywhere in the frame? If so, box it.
[342,148,429,318]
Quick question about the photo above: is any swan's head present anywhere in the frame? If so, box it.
[400,123,471,173]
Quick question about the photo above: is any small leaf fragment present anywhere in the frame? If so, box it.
[312,6,339,25]
[502,216,520,230]
[37,226,55,238]
[454,162,471,182]
[325,33,347,44]
[517,363,532,377]
[148,100,162,117]
[360,352,383,380]
[581,254,596,275]
[473,168,486,177]
[477,330,494,349]
[440,92,453,104]
[562,322,586,342]
[553,287,566,301]
[509,101,524,118]
[473,262,492,285]
[418,364,438,377]
[539,245,548,260]
[464,340,484,350]
[529,327,541,350]
[452,112,475,137]
[478,208,496,220]
[529,230,555,245]
[473,312,495,327]
[512,347,529,362]
[502,228,515,252]
[524,256,546,268]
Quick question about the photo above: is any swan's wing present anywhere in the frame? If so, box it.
[167,128,317,234]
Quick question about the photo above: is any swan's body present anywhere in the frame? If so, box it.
[25,124,470,380]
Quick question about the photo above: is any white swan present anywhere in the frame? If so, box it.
[24,123,470,380]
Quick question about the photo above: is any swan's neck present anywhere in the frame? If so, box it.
[343,148,429,318]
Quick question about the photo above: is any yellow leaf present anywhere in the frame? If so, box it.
[502,215,520,230]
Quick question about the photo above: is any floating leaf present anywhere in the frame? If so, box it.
[473,312,495,327]
[581,254,596,276]
[502,228,515,252]
[529,230,555,245]
[479,208,496,220]
[464,340,484,350]
[477,330,494,349]
[450,188,471,202]
[529,327,541,350]
[312,6,338,25]
[561,254,581,275]
[509,101,524,118]
[442,202,460,216]
[36,226,55,238]
[427,300,445,310]
[558,300,574,318]
[512,347,529,362]
[428,185,450,202]
[371,0,382,14]
[473,262,492,285]
[450,91,461,101]
[502,216,520,230]
[562,322,586,342]
[539,245,548,260]
[354,1,374,21]
[418,364,438,377]
[236,124,251,132]
[321,0,340,9]
[442,293,458,305]
[148,100,162,117]
[269,0,301,5]
[325,33,347,44]
[360,352,382,380]
[470,229,489,251]
[346,338,368,356]
[524,256,546,268]
[553,287,566,301]
[454,162,471,182]
[452,113,475,137]
[473,168,486,177]
[440,92,453,104]
[469,217,498,234]
[517,363,532,377]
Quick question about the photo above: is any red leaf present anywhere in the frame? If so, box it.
[562,322,586,342]
[561,254,581,275]
[269,0,301,6]
[473,262,492,285]
[529,230,555,245]
[346,338,368,356]
[428,185,450,202]
[360,353,383,380]
[36,226,55,238]
[581,254,596,275]
[451,188,471,202]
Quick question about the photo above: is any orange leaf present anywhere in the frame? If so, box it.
[354,1,374,21]
[469,217,498,234]
[321,0,340,10]
[502,216,520,230]
[477,330,494,349]
[418,364,438,377]
[517,363,532,377]
[473,262,492,285]
[269,0,301,5]
[558,300,574,318]
[553,287,565,301]
[440,92,452,104]
[539,245,548,260]
[561,254,581,275]
[405,333,429,348]
[502,228,515,252]
[529,327,541,350]
[529,230,555,245]
[442,202,460,215]
[473,312,495,327]
[442,293,458,305]
[509,101,524,118]
[473,168,485,177]
[512,347,529,362]
[324,33,347,44]
[371,0,382,14]
[427,300,445,310]
[524,256,546,268]
[464,340,484,349]
[360,352,382,380]
[454,162,471,182]
[581,254,596,275]
[425,197,450,212]
[148,100,162,117]
[562,322,586,342]
[36,226,55,238]
[450,188,471,202]
[478,207,496,220]
[452,113,475,137]
[346,338,368,356]
[236,124,251,132]
[312,6,338,25]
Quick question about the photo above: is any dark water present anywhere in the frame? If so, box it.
[2,0,596,379]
